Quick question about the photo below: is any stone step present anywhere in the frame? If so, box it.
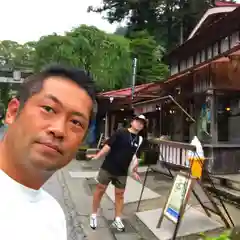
[205,183,240,207]
[210,174,240,191]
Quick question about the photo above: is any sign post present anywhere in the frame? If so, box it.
[136,139,234,240]
[155,170,233,239]
[160,173,193,224]
[156,172,195,239]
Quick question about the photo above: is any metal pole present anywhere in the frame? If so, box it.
[136,165,150,212]
[168,95,195,123]
[131,58,137,100]
[104,112,109,139]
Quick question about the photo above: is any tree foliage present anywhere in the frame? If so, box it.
[32,25,168,88]
[0,40,35,69]
[33,25,133,90]
[129,30,168,83]
[114,26,127,36]
[0,24,169,94]
[0,40,36,117]
[88,0,219,49]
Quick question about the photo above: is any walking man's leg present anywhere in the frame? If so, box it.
[115,188,124,218]
[92,183,107,214]
[112,176,127,232]
[90,169,110,229]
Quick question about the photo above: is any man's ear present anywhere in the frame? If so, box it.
[5,98,20,125]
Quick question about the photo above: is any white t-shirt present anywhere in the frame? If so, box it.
[0,169,67,240]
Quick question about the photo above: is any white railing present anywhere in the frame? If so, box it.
[149,138,196,169]
[159,143,190,168]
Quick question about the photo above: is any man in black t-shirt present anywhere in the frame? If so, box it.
[89,115,147,232]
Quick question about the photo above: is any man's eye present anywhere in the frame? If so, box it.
[71,119,83,127]
[42,106,55,113]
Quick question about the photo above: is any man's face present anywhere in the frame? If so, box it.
[131,119,145,132]
[4,76,93,172]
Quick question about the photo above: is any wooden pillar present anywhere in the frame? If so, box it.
[210,91,218,143]
[153,115,157,137]
[159,105,162,137]
[179,110,184,141]
[110,114,115,135]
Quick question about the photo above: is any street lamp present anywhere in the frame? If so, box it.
[109,96,114,103]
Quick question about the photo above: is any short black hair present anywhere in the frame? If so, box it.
[16,64,97,117]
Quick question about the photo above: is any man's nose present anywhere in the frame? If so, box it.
[48,118,66,140]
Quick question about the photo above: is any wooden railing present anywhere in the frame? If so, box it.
[149,138,196,169]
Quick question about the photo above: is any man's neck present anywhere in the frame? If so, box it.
[128,127,139,135]
[0,141,49,190]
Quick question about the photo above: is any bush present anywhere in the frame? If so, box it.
[200,231,230,240]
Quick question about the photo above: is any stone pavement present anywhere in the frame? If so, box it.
[44,160,240,240]
[43,169,86,240]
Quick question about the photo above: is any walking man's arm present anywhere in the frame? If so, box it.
[92,144,111,160]
[130,154,141,182]
[91,130,121,160]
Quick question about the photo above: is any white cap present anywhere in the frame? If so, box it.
[134,114,147,123]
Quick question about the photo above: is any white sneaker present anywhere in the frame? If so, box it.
[90,214,97,230]
[112,217,125,232]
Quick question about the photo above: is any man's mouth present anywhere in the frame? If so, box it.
[37,141,63,155]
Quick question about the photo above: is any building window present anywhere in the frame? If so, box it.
[231,32,239,48]
[187,56,193,68]
[207,46,212,60]
[213,42,219,57]
[201,49,205,62]
[196,52,200,65]
[170,63,178,75]
[220,36,229,53]
[180,60,186,71]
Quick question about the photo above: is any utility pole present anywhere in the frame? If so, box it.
[131,58,137,100]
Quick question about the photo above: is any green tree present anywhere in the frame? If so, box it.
[88,0,162,39]
[114,26,128,36]
[33,34,81,70]
[68,25,132,90]
[0,40,21,68]
[129,30,168,84]
[88,0,215,50]
[0,40,35,69]
[0,40,31,116]
[33,25,132,90]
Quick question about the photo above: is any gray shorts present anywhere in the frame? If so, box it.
[97,168,127,189]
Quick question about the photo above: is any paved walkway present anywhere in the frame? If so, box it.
[44,160,240,240]
[43,169,86,240]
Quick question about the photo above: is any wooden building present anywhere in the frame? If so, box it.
[96,83,163,140]
[133,3,240,174]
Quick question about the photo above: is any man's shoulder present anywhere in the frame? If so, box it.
[41,190,67,239]
[115,128,128,135]
[41,190,65,219]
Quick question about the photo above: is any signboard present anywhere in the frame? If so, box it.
[150,165,233,238]
[163,173,194,223]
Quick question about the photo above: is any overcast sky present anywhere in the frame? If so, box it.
[1,0,240,44]
[0,0,121,43]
